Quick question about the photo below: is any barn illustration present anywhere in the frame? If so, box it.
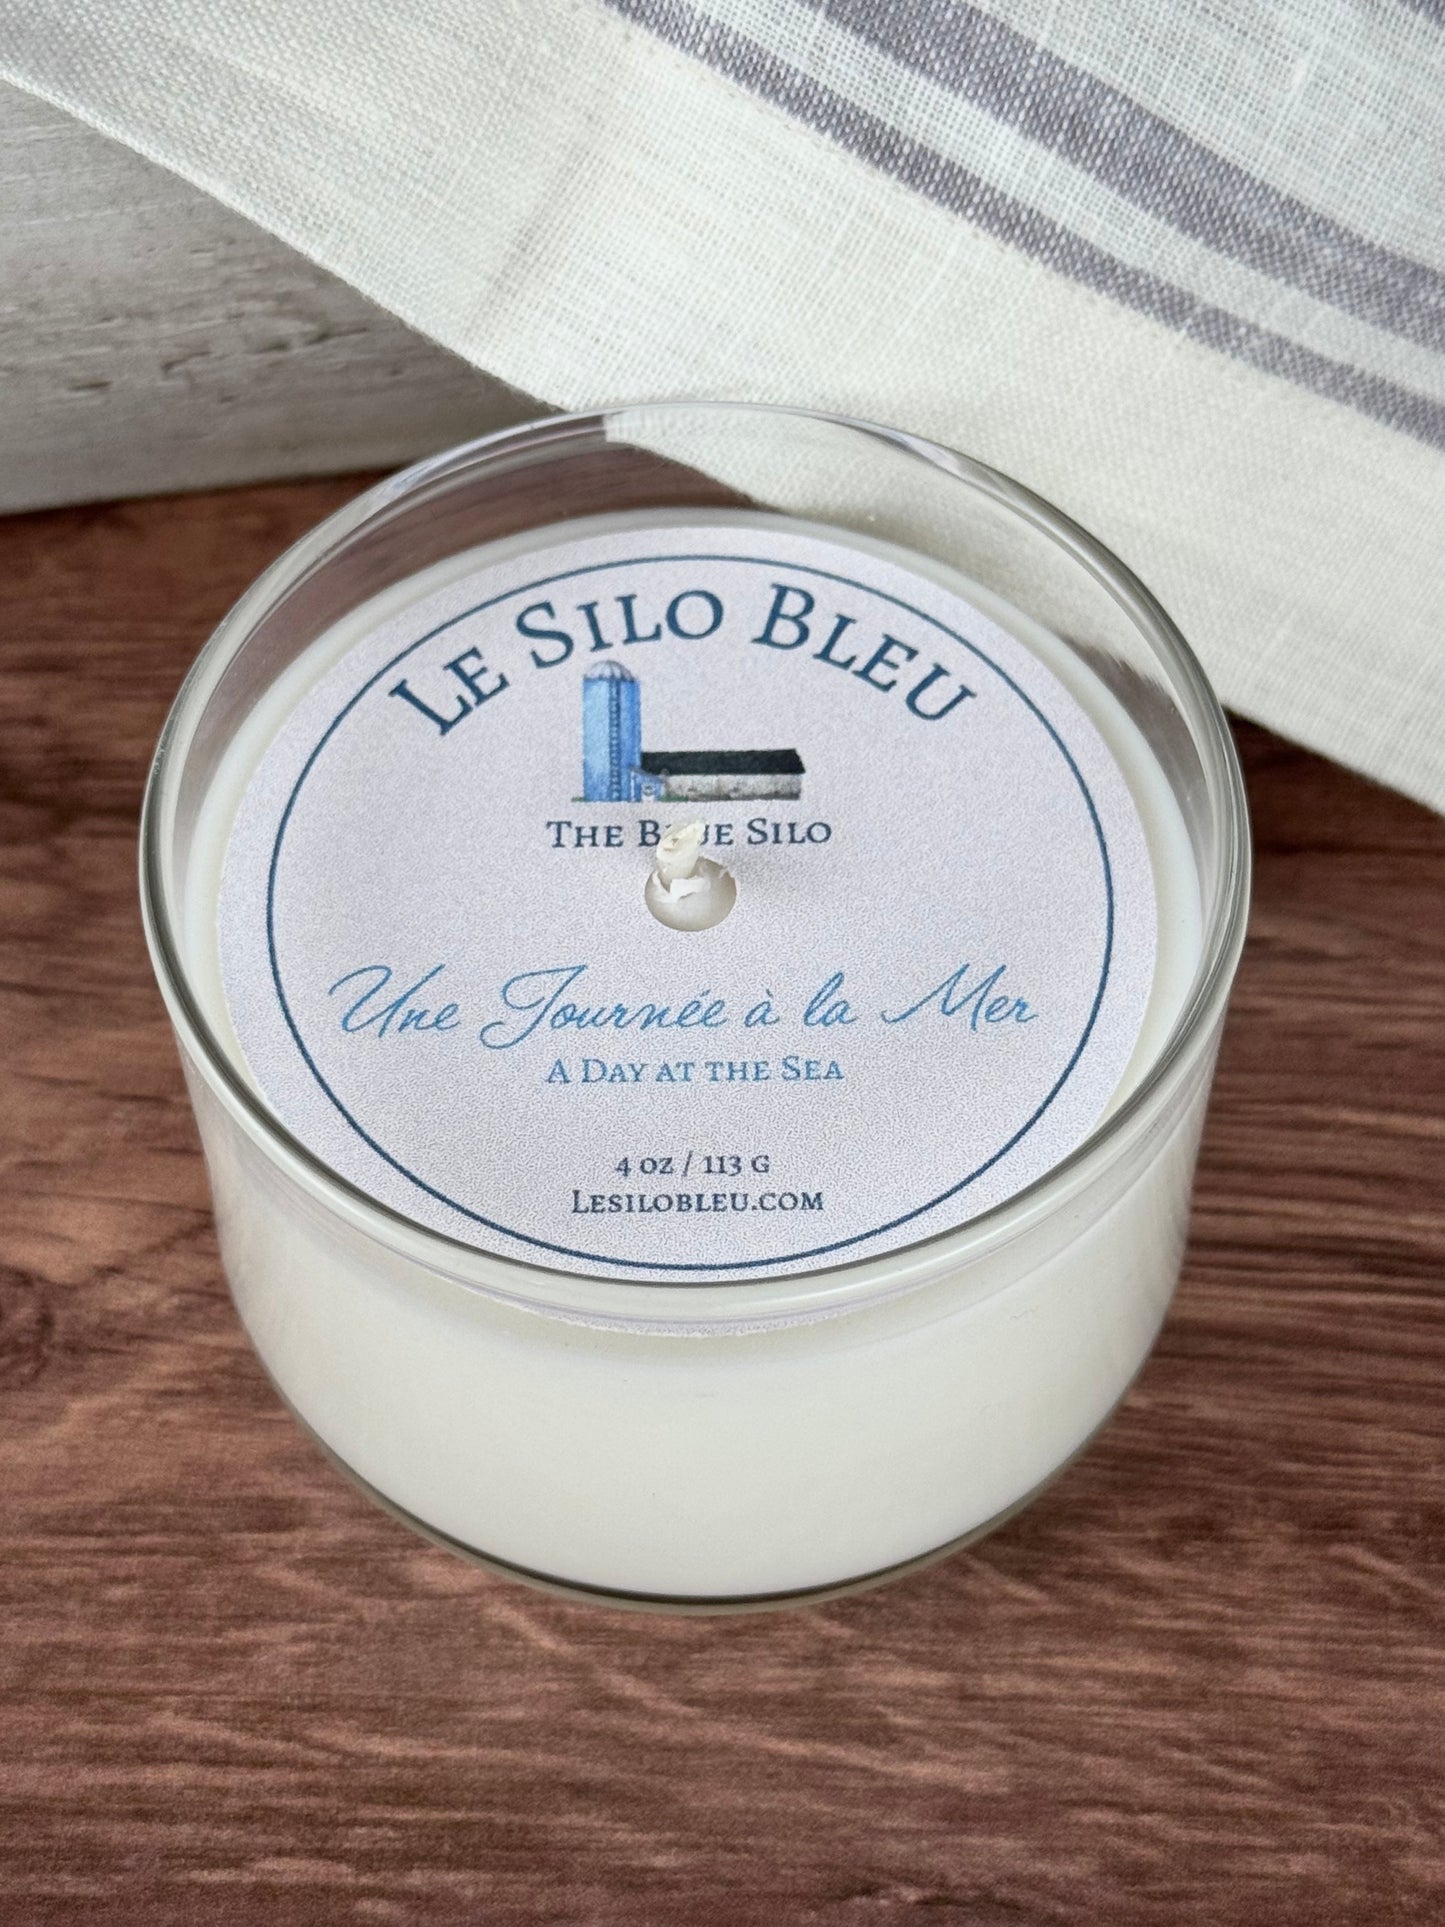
[581,664,804,803]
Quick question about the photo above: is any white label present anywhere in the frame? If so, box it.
[220,519,1156,1282]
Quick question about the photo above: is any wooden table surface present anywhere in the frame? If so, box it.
[1,477,1442,1926]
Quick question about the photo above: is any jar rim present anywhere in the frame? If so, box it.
[140,400,1250,1323]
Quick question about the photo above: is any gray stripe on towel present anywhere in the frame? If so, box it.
[608,0,1445,448]
[823,0,1445,358]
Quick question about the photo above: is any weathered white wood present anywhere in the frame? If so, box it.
[0,84,538,512]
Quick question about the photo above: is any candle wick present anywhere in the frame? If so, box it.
[645,821,737,931]
[655,821,705,889]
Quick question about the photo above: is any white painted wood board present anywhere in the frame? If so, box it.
[0,84,539,513]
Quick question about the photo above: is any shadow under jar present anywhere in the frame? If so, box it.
[141,402,1249,1610]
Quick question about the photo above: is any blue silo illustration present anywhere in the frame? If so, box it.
[581,662,642,801]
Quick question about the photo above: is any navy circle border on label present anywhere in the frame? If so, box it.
[264,548,1116,1277]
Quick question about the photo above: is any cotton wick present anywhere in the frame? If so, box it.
[644,821,737,931]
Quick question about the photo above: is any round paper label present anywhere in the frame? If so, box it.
[219,516,1156,1282]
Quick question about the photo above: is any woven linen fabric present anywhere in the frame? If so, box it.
[3,1,1444,810]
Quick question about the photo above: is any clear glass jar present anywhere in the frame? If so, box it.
[141,403,1250,1610]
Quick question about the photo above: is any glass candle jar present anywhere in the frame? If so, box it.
[141,403,1249,1610]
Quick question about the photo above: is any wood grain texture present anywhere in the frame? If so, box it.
[0,478,1442,1926]
[0,84,538,513]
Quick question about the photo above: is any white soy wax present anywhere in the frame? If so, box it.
[146,413,1246,1606]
